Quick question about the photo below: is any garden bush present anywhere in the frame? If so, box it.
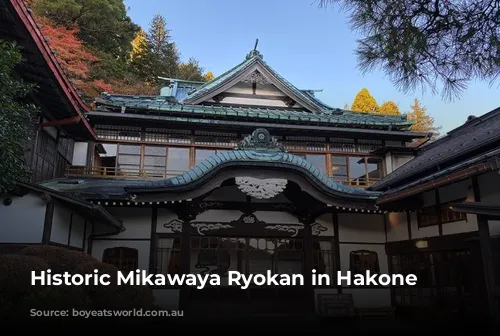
[0,245,156,318]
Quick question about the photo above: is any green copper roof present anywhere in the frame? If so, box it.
[182,50,327,112]
[95,94,414,128]
[126,129,381,200]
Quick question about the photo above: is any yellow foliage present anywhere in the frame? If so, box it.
[130,29,148,60]
[379,101,400,115]
[351,88,379,113]
[204,71,215,81]
[407,98,441,143]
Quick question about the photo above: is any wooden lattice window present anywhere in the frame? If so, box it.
[350,250,379,274]
[102,247,138,272]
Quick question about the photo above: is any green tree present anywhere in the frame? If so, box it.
[177,57,205,81]
[379,101,400,115]
[407,98,441,144]
[318,0,499,100]
[146,13,179,82]
[32,0,139,58]
[0,41,38,194]
[351,88,379,113]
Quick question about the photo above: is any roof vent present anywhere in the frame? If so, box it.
[466,115,476,123]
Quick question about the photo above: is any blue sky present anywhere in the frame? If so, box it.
[124,0,499,134]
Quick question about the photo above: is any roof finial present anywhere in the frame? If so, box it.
[246,39,263,60]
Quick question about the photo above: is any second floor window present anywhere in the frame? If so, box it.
[418,198,468,228]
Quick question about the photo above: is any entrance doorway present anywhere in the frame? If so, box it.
[186,236,311,316]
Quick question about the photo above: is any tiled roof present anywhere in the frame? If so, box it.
[95,93,414,129]
[125,149,380,200]
[372,107,500,191]
[182,50,335,113]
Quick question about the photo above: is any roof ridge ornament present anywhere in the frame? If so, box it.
[246,38,263,60]
[237,128,283,151]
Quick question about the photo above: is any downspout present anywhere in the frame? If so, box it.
[87,224,124,255]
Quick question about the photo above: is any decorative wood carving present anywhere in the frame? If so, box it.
[283,97,296,108]
[162,215,328,238]
[311,222,328,236]
[264,224,303,237]
[235,176,288,199]
[241,70,269,85]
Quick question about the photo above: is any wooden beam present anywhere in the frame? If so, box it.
[39,115,81,128]
[216,92,291,101]
[472,176,499,318]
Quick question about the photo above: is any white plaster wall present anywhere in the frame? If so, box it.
[315,213,334,236]
[208,82,305,109]
[153,289,180,309]
[392,154,414,170]
[91,239,150,273]
[386,212,409,242]
[50,202,72,244]
[338,213,385,243]
[105,207,151,239]
[69,213,86,249]
[157,208,178,233]
[0,193,46,243]
[72,142,88,165]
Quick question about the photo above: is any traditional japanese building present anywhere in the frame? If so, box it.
[1,0,499,320]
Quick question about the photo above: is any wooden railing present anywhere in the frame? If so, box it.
[65,165,186,179]
[65,165,380,187]
[341,178,379,188]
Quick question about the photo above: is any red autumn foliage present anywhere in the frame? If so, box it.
[33,13,161,100]
[34,14,112,101]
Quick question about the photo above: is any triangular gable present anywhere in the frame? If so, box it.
[183,50,326,113]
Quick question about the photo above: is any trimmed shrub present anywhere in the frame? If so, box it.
[20,245,96,273]
[0,253,92,319]
[0,245,156,317]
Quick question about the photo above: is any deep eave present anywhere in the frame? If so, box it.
[94,93,415,130]
[16,182,123,229]
[449,202,500,219]
[1,0,96,140]
[87,111,428,141]
[371,106,500,191]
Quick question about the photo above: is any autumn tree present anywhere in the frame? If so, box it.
[318,0,500,100]
[204,71,215,81]
[351,88,379,113]
[0,41,38,194]
[32,0,138,58]
[407,98,441,144]
[379,101,400,115]
[129,28,151,79]
[34,15,111,102]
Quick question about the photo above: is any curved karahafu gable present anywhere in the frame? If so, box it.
[125,129,381,209]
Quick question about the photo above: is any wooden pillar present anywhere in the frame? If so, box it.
[149,207,158,274]
[300,214,315,312]
[472,176,498,318]
[406,211,412,240]
[434,188,443,236]
[178,204,193,311]
[332,211,342,293]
